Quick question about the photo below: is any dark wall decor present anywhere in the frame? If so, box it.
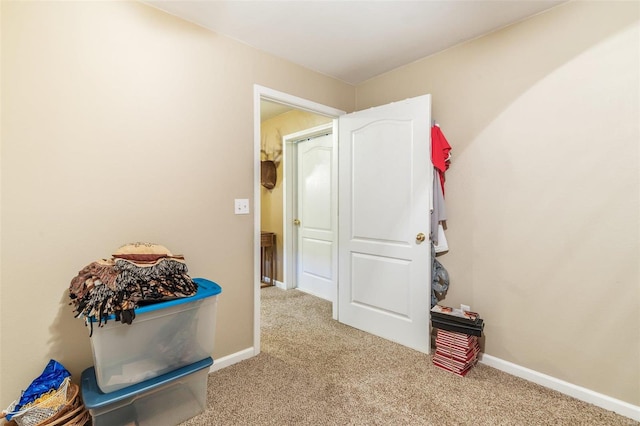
[261,160,277,190]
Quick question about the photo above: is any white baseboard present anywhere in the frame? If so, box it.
[261,277,286,290]
[209,347,255,373]
[479,353,640,422]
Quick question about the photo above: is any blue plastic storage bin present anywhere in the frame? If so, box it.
[82,357,213,426]
[88,278,221,393]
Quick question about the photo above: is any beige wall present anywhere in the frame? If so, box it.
[358,1,639,405]
[0,0,354,408]
[260,110,332,282]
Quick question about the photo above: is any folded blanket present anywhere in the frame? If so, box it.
[69,245,197,326]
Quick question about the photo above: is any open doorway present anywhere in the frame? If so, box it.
[259,105,332,290]
[253,85,345,355]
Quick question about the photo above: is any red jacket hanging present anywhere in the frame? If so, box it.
[431,125,451,196]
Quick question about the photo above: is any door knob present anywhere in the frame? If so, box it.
[416,232,426,242]
[293,219,301,226]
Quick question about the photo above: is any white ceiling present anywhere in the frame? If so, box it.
[145,0,565,85]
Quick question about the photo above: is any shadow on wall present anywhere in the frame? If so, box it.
[440,1,640,155]
[357,2,640,157]
[47,291,93,381]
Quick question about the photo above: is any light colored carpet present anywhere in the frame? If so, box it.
[182,287,637,425]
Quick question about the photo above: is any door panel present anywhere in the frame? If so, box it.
[352,121,413,243]
[338,95,432,353]
[302,238,332,280]
[351,252,411,316]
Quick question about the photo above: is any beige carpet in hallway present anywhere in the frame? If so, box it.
[181,287,637,425]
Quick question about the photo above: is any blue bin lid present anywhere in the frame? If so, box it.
[89,277,221,323]
[81,357,213,409]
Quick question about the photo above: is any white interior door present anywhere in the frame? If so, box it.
[338,95,432,353]
[296,133,335,301]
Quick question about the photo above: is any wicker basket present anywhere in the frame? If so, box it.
[34,382,82,426]
[37,403,87,426]
[3,379,73,426]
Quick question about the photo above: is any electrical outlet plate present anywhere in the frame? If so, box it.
[461,304,471,312]
[234,198,250,215]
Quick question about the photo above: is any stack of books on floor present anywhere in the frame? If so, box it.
[433,329,480,376]
[430,304,484,377]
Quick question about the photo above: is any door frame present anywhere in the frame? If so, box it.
[253,85,345,355]
[283,123,337,308]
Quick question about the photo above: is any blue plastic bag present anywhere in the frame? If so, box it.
[6,359,70,420]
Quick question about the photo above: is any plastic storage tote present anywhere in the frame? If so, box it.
[88,278,221,393]
[81,357,212,426]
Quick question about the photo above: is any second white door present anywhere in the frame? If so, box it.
[296,132,335,301]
